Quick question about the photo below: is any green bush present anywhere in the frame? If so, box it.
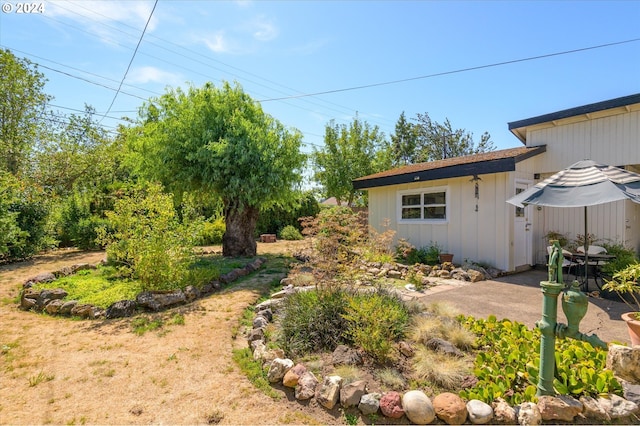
[601,243,637,277]
[279,225,303,241]
[278,288,350,357]
[342,290,410,362]
[460,315,621,404]
[96,183,195,291]
[396,240,442,265]
[5,180,52,259]
[197,217,226,245]
[255,190,319,236]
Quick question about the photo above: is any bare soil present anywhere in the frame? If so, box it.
[0,241,346,425]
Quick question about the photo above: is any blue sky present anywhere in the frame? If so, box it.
[1,1,639,163]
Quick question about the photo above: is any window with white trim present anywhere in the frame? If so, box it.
[399,189,447,221]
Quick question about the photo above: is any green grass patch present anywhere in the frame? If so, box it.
[33,267,142,309]
[232,347,281,399]
[131,316,164,335]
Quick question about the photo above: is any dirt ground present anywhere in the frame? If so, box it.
[0,240,347,425]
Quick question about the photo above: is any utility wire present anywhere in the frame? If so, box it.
[260,38,640,102]
[98,0,158,122]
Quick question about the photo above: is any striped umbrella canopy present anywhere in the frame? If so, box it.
[507,160,640,282]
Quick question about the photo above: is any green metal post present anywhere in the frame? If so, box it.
[536,241,607,397]
[536,280,564,396]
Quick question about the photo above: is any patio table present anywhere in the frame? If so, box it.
[570,252,616,292]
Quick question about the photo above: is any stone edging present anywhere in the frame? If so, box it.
[18,258,267,319]
[247,288,640,425]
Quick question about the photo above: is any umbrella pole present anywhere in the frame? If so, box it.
[584,206,589,285]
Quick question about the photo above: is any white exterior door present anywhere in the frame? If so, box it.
[514,181,533,269]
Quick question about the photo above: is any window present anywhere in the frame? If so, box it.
[399,189,447,222]
[515,187,525,218]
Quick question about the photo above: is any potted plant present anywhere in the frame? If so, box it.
[602,262,640,346]
[545,230,568,248]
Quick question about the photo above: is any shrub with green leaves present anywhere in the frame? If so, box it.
[96,183,195,291]
[278,288,350,357]
[197,217,226,245]
[460,315,622,404]
[279,225,303,241]
[342,290,410,362]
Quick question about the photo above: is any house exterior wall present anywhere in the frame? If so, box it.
[367,171,513,271]
[520,109,640,263]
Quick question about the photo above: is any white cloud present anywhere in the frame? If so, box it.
[250,18,278,42]
[127,66,182,86]
[47,0,159,44]
[200,31,229,53]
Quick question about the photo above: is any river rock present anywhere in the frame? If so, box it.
[599,394,640,419]
[579,396,610,422]
[283,363,307,388]
[607,344,640,384]
[518,402,542,425]
[105,300,137,319]
[317,375,342,409]
[537,395,582,422]
[358,393,381,415]
[433,392,467,425]
[491,398,517,424]
[267,358,293,383]
[340,380,367,408]
[295,371,319,400]
[403,390,435,424]
[380,391,404,419]
[467,399,493,424]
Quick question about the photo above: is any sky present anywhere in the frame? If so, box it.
[1,0,639,168]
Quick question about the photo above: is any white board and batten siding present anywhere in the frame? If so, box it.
[367,172,513,271]
[517,107,640,262]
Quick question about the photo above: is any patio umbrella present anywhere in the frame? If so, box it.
[507,160,640,282]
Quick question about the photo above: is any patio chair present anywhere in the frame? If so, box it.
[575,245,609,290]
[547,246,579,281]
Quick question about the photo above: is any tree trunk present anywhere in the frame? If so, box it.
[222,201,258,257]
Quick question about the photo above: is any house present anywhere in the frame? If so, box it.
[353,93,640,272]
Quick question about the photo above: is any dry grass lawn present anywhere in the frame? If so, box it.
[0,240,345,425]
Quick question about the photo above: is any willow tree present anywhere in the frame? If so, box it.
[128,82,305,256]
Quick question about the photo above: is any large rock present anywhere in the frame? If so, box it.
[295,371,319,400]
[491,398,517,424]
[267,358,293,383]
[537,395,582,422]
[136,290,186,311]
[358,393,381,415]
[332,344,363,366]
[105,300,137,319]
[607,344,640,384]
[340,380,367,408]
[466,399,493,424]
[380,391,404,419]
[426,338,463,357]
[466,269,485,282]
[283,363,307,388]
[37,288,68,310]
[317,375,342,409]
[24,272,55,287]
[59,300,78,315]
[70,303,99,319]
[44,299,64,314]
[579,396,610,423]
[517,402,541,426]
[402,390,435,424]
[598,394,640,419]
[433,392,467,425]
[252,315,268,329]
[183,285,199,302]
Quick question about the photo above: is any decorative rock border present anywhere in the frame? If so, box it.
[248,286,640,425]
[19,257,267,319]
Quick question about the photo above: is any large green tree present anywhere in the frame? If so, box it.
[413,112,495,162]
[390,111,420,166]
[128,82,306,257]
[312,116,390,206]
[0,49,51,176]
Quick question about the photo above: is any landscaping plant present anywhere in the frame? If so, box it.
[460,315,621,404]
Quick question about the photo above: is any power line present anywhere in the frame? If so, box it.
[259,38,640,102]
[99,0,158,122]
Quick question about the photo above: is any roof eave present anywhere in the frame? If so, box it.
[353,146,546,190]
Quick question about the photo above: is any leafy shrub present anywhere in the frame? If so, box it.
[460,315,621,404]
[601,243,637,277]
[342,290,410,362]
[197,217,226,245]
[278,288,350,357]
[255,190,319,236]
[279,225,303,241]
[96,183,195,291]
[395,240,442,265]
